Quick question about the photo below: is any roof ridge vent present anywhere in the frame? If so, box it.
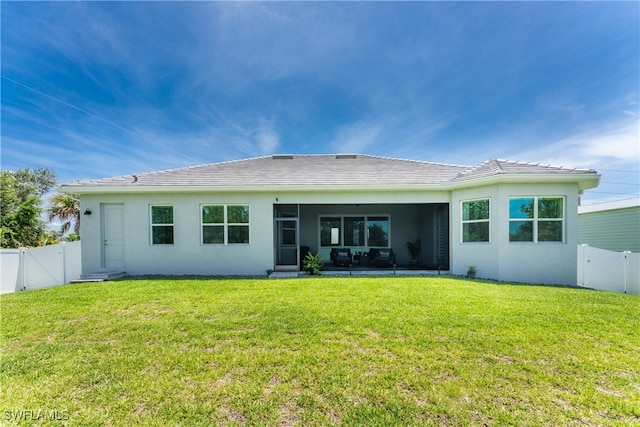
[272,155,294,160]
[336,154,357,159]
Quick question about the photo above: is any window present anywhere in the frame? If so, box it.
[227,205,250,244]
[462,198,490,242]
[509,197,564,242]
[151,205,174,245]
[320,215,389,248]
[320,217,341,246]
[537,198,564,242]
[367,217,389,247]
[344,217,365,246]
[202,205,224,244]
[202,205,249,244]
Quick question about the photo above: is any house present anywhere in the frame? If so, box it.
[578,198,640,253]
[61,154,600,285]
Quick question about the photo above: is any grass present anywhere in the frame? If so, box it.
[1,277,639,426]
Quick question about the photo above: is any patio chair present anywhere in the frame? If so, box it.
[331,248,352,267]
[372,248,396,268]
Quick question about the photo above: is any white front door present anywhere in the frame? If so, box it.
[102,204,125,270]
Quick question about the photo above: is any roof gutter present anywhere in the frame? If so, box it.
[442,172,601,192]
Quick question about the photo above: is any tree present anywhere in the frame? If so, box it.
[39,229,61,246]
[13,168,56,198]
[64,232,80,242]
[0,197,44,248]
[47,193,80,236]
[0,168,56,248]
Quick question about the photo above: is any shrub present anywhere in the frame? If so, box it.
[303,252,323,275]
[467,266,477,278]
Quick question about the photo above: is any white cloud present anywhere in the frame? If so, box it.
[329,121,381,154]
[136,114,281,161]
[501,119,639,204]
[254,118,280,154]
[507,119,639,169]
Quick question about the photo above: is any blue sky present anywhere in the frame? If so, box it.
[2,1,638,204]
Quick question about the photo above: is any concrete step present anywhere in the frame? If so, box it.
[269,272,300,279]
[75,271,127,282]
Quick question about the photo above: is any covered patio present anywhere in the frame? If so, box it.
[274,202,450,272]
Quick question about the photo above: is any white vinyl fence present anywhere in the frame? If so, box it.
[578,244,639,294]
[0,241,82,294]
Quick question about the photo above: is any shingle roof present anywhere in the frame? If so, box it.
[63,154,599,192]
[451,159,596,182]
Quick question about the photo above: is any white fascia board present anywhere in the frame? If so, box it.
[443,173,600,192]
[61,173,600,195]
[61,183,447,195]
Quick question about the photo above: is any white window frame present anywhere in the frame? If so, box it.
[508,196,565,243]
[150,205,174,245]
[461,198,491,243]
[201,204,250,245]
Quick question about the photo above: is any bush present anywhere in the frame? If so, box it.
[467,266,477,278]
[303,252,323,275]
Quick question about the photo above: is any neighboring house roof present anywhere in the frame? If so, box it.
[578,197,640,214]
[62,154,600,194]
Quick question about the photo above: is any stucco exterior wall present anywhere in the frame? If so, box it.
[79,184,581,284]
[80,190,450,276]
[451,183,580,286]
[80,192,277,276]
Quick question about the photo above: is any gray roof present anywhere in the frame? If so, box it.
[451,158,597,181]
[63,154,599,192]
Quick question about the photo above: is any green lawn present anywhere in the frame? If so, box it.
[1,277,639,426]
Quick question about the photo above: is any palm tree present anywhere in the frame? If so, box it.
[47,193,80,235]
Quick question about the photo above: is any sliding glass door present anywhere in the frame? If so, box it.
[366,216,389,248]
[320,217,341,246]
[319,215,390,260]
[344,217,365,247]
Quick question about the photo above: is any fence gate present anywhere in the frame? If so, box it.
[578,244,639,294]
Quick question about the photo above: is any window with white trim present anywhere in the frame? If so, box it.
[202,204,249,244]
[150,205,174,245]
[509,197,564,242]
[462,198,490,242]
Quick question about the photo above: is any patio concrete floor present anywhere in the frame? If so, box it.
[269,268,449,278]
